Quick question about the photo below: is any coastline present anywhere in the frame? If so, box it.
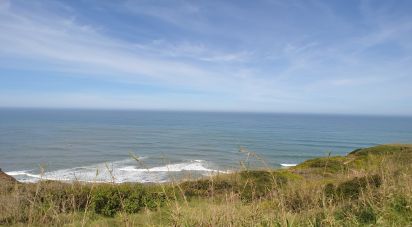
[1,144,412,226]
[0,168,17,183]
[2,144,408,185]
[2,157,297,184]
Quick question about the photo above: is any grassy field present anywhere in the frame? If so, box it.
[1,144,412,226]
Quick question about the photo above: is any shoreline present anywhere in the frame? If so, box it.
[1,144,411,226]
[3,157,295,184]
[1,144,404,185]
[2,161,299,185]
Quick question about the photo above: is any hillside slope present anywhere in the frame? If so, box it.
[1,144,411,226]
[0,169,16,184]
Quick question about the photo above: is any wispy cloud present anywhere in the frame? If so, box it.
[0,1,262,94]
[0,0,411,114]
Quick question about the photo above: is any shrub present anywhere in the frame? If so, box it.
[239,170,282,202]
[336,174,381,199]
[284,192,311,212]
[181,179,235,197]
[122,188,144,213]
[349,145,412,156]
[295,157,348,174]
[324,183,336,199]
[239,183,260,203]
[90,184,166,216]
[181,179,211,197]
[356,205,376,224]
[313,212,326,227]
[142,192,166,209]
[241,170,288,187]
[308,159,345,173]
[334,204,354,221]
[391,195,411,215]
[91,186,121,217]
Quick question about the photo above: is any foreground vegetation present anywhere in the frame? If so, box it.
[1,144,412,226]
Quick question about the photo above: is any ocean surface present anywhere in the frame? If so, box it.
[1,108,411,183]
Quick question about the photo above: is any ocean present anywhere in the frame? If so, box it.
[1,108,411,183]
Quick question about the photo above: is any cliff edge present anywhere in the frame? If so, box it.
[0,168,17,183]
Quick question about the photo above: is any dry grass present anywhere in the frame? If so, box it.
[1,144,412,226]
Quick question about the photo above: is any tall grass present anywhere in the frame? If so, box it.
[1,144,411,226]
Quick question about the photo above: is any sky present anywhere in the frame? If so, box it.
[0,0,411,115]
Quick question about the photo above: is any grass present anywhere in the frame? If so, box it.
[1,144,412,226]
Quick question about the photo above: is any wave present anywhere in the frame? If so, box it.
[119,160,227,173]
[280,163,297,167]
[7,159,228,183]
[5,170,41,182]
[5,170,32,176]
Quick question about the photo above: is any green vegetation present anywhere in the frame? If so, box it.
[1,144,412,226]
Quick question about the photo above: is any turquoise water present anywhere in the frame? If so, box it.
[1,108,411,183]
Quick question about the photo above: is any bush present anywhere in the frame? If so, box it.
[324,183,336,199]
[239,183,261,203]
[295,157,348,174]
[122,188,144,213]
[181,179,234,197]
[142,192,166,209]
[181,179,211,197]
[391,195,411,215]
[91,186,121,217]
[90,184,166,216]
[336,174,381,199]
[349,145,412,156]
[283,192,311,212]
[314,212,326,227]
[308,159,345,173]
[239,171,283,202]
[356,205,376,224]
[334,204,353,221]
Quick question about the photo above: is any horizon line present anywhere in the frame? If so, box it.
[1,106,411,118]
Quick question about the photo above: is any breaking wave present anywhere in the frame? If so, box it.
[280,163,297,167]
[6,159,229,183]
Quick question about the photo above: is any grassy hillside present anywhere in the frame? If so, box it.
[1,144,412,226]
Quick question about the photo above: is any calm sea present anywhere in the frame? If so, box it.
[1,108,411,183]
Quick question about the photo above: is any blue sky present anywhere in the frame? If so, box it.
[0,0,411,115]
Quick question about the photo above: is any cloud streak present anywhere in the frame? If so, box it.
[0,0,411,115]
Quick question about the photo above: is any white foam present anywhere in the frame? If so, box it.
[118,166,139,172]
[280,163,297,167]
[9,159,228,183]
[5,170,43,183]
[5,170,41,178]
[119,160,227,173]
[5,170,30,176]
[145,160,214,172]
